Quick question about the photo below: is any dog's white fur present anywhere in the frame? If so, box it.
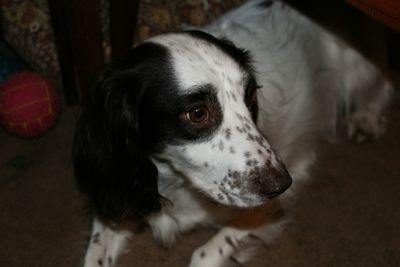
[82,1,393,266]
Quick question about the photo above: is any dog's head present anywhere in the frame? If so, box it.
[73,31,291,221]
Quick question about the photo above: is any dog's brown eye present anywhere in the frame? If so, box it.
[186,106,209,123]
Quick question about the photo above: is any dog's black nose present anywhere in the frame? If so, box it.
[257,166,292,199]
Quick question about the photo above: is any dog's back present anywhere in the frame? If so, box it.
[204,0,393,183]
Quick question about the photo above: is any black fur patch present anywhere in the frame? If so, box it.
[73,42,171,221]
[143,83,223,145]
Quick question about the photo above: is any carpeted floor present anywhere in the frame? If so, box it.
[0,87,399,267]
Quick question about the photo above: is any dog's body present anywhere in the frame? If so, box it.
[74,1,393,266]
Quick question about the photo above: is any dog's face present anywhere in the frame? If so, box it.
[147,32,292,207]
[73,31,292,220]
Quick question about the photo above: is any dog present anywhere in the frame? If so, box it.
[73,0,393,266]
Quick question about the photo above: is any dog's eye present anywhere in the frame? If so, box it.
[186,106,209,123]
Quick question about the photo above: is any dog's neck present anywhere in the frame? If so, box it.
[151,156,188,194]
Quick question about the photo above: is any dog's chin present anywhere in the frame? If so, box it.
[207,191,270,208]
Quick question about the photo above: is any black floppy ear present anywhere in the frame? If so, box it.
[73,60,162,221]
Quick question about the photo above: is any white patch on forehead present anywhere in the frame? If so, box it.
[148,33,244,93]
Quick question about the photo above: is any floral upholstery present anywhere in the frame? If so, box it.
[135,0,243,43]
[0,0,243,77]
[0,0,59,76]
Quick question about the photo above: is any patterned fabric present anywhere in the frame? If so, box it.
[0,0,244,76]
[0,0,59,77]
[135,0,243,43]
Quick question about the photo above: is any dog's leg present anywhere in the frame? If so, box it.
[189,201,286,267]
[189,221,287,267]
[83,217,132,267]
[341,50,394,143]
[189,226,250,267]
[344,77,393,143]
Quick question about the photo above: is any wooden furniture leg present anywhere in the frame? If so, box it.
[48,0,105,105]
[109,0,140,59]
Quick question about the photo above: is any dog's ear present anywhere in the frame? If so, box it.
[73,57,162,221]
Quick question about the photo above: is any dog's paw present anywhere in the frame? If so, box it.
[344,110,386,143]
[189,248,216,267]
[189,247,225,267]
[189,247,245,267]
